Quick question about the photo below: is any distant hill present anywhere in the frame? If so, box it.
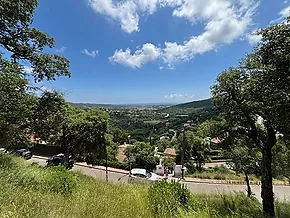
[158,98,213,114]
[69,102,174,110]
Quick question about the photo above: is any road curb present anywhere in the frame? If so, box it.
[33,156,129,175]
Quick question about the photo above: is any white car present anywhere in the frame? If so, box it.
[129,168,160,184]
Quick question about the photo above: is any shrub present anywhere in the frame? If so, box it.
[148,180,200,217]
[44,166,78,194]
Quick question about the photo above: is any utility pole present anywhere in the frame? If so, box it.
[181,128,185,180]
[105,144,108,182]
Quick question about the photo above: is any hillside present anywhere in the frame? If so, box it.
[158,98,213,114]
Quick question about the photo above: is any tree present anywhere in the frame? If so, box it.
[155,139,171,152]
[60,108,110,167]
[211,67,279,216]
[124,142,158,171]
[176,130,210,172]
[0,65,37,148]
[32,90,69,144]
[0,0,70,81]
[106,134,118,161]
[112,128,128,145]
[212,18,290,216]
[0,0,70,150]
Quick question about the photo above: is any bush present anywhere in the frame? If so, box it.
[148,180,200,217]
[44,166,78,194]
[0,153,77,195]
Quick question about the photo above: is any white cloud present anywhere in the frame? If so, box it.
[88,0,140,33]
[165,93,195,100]
[56,46,67,53]
[109,43,161,68]
[280,5,290,18]
[82,49,99,57]
[270,5,290,24]
[90,0,258,68]
[246,31,262,45]
[162,0,258,65]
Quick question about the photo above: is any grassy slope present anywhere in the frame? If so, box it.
[0,154,290,218]
[0,154,151,218]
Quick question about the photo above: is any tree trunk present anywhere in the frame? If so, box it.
[244,170,252,197]
[261,146,275,217]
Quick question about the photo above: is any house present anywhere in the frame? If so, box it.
[164,148,176,157]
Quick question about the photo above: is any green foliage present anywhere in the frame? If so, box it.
[0,153,151,218]
[1,154,290,218]
[199,192,263,218]
[111,128,128,145]
[156,139,172,152]
[0,153,77,195]
[124,142,159,171]
[148,180,200,217]
[176,130,210,171]
[272,139,290,183]
[45,166,78,194]
[106,134,118,161]
[0,0,70,81]
[163,157,175,168]
[64,108,110,163]
[211,19,290,216]
[0,67,38,148]
[32,90,69,143]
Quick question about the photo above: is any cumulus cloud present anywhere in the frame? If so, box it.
[165,93,195,100]
[162,0,258,65]
[90,0,258,68]
[88,0,140,33]
[56,46,67,53]
[82,49,99,57]
[109,43,161,68]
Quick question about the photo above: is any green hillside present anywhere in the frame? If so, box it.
[158,98,213,114]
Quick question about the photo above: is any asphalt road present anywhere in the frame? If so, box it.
[29,156,290,202]
[29,157,130,183]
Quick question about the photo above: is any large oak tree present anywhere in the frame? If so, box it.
[211,19,290,217]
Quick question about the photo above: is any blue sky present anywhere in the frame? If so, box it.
[28,0,290,104]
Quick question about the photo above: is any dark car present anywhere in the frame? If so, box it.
[46,153,74,169]
[15,149,32,160]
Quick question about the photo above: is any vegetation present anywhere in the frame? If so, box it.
[186,165,259,182]
[211,18,290,217]
[124,142,159,171]
[1,153,290,218]
[1,1,290,217]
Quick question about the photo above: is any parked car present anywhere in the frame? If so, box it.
[15,149,32,160]
[46,153,74,169]
[129,168,160,184]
